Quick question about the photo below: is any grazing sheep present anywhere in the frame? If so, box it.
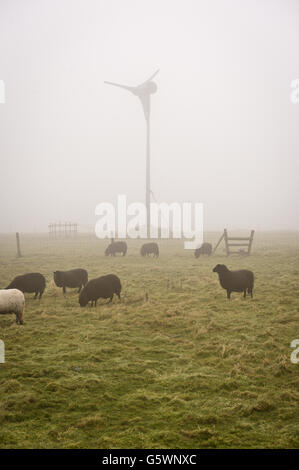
[140,242,159,257]
[54,269,88,294]
[79,274,121,307]
[6,272,46,299]
[213,264,254,299]
[0,289,25,324]
[105,241,127,257]
[194,242,212,258]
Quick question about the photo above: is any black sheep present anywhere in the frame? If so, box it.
[194,242,212,258]
[105,241,127,257]
[6,272,46,299]
[213,264,254,299]
[140,242,159,257]
[54,268,88,294]
[79,274,122,307]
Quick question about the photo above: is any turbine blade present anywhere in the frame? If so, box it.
[104,81,134,92]
[139,69,160,86]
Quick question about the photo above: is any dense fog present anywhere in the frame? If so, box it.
[0,0,298,233]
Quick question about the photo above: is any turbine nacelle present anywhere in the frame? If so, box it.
[104,70,159,121]
[134,80,157,97]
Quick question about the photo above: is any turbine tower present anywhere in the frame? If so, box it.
[104,69,159,238]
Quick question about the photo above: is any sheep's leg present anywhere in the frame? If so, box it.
[227,290,231,300]
[63,286,66,294]
[243,290,246,298]
[34,291,38,299]
[78,285,82,293]
[117,293,121,301]
[109,294,114,303]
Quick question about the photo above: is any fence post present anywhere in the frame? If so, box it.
[248,230,255,255]
[224,229,229,256]
[16,232,22,258]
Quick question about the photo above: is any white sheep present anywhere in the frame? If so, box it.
[0,289,25,324]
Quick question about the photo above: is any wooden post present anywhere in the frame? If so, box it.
[247,230,255,255]
[16,232,22,258]
[224,228,230,256]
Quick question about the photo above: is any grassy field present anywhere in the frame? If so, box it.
[0,232,298,449]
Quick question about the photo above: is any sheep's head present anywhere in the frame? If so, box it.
[18,311,24,325]
[213,264,228,274]
[53,271,63,287]
[16,308,24,325]
[79,290,88,307]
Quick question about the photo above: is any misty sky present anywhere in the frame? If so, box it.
[0,0,299,233]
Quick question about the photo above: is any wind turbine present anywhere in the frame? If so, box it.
[104,69,159,238]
